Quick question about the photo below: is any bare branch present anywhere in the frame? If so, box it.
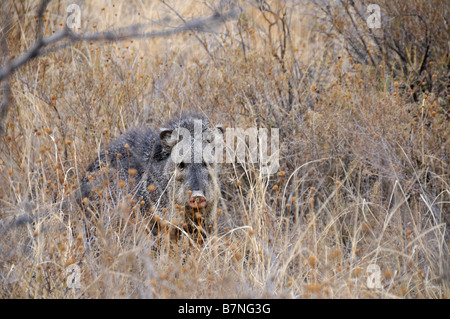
[36,0,52,41]
[0,10,235,82]
[0,0,12,131]
[0,4,236,129]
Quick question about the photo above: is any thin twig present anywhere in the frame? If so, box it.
[159,0,215,60]
[0,0,12,131]
[36,0,52,41]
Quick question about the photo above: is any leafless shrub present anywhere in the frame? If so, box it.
[311,0,449,103]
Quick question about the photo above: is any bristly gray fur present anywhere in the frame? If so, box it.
[80,113,222,237]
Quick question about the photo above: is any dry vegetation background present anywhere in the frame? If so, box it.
[0,0,449,298]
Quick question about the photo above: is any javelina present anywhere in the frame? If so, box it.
[80,114,223,237]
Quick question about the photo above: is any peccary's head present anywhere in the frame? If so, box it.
[159,115,223,220]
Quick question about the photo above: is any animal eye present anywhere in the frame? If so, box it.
[202,161,207,167]
[178,162,186,170]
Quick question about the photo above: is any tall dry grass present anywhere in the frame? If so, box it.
[0,0,448,298]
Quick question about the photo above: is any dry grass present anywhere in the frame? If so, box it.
[0,0,448,298]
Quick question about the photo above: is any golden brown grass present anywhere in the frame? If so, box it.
[0,0,448,298]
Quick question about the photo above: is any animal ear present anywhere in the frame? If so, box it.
[215,124,224,135]
[159,128,177,151]
[159,128,172,140]
[204,125,224,143]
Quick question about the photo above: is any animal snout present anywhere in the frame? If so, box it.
[188,191,207,209]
